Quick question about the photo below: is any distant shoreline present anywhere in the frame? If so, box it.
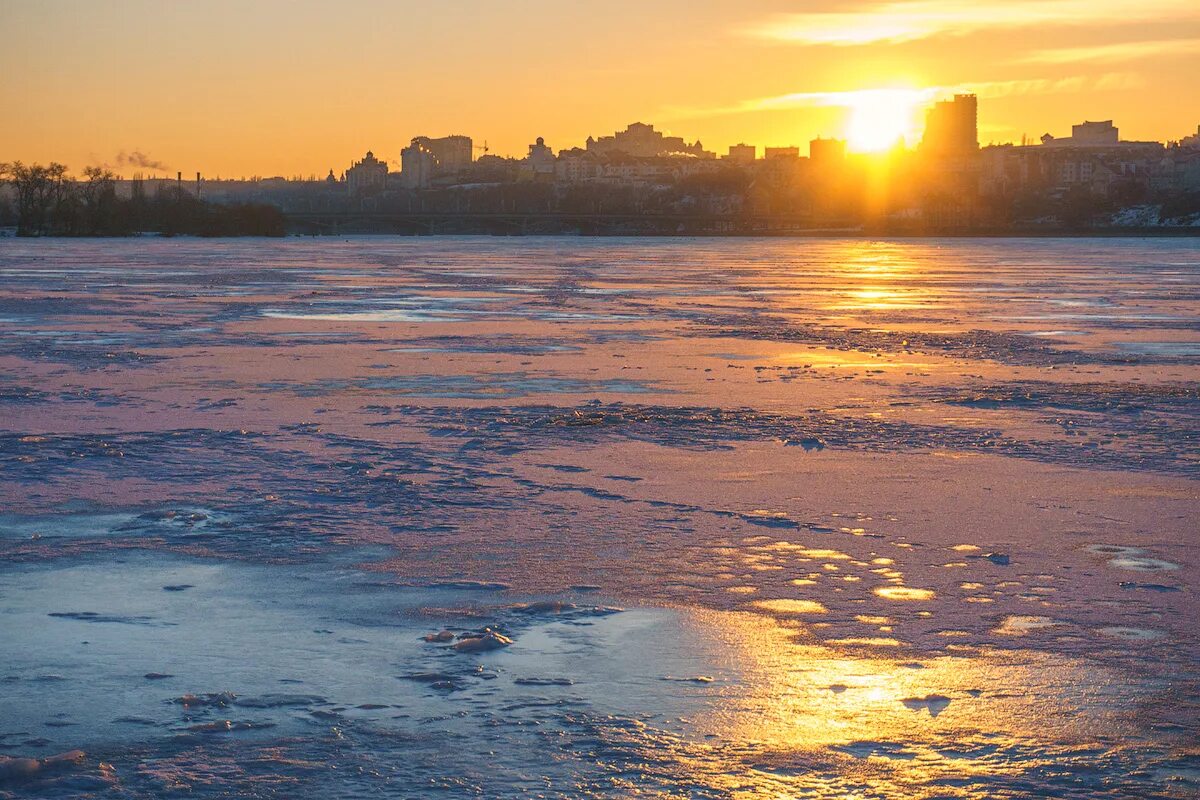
[282,230,1197,239]
[3,227,1199,240]
[277,212,1200,239]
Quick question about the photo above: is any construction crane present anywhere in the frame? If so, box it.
[473,141,489,158]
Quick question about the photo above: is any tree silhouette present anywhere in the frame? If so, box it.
[0,161,71,235]
[0,162,283,236]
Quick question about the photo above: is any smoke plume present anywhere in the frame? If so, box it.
[116,150,168,172]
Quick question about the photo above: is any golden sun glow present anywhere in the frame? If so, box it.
[844,89,928,152]
[2,1,1198,173]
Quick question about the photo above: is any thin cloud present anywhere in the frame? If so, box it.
[1019,38,1200,65]
[713,87,940,116]
[661,74,1142,120]
[745,0,1200,46]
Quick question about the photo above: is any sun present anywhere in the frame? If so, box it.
[844,89,927,153]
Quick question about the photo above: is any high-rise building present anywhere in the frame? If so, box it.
[411,135,473,174]
[399,135,474,188]
[809,137,846,165]
[920,94,979,156]
[399,141,437,189]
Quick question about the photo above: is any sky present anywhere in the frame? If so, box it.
[1,0,1198,177]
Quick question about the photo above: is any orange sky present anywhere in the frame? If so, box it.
[2,0,1198,178]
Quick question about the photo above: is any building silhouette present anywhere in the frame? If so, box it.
[920,94,978,156]
[414,135,473,174]
[764,146,801,160]
[399,141,436,189]
[726,144,757,163]
[346,151,387,196]
[981,118,1171,199]
[184,99,1200,232]
[523,137,556,179]
[809,137,846,165]
[586,122,714,159]
[399,135,474,188]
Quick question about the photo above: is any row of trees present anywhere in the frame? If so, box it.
[0,162,285,237]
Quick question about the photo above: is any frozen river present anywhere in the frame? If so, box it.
[1,237,1198,798]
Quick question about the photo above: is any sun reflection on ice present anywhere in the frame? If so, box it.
[874,585,937,601]
[667,608,1161,796]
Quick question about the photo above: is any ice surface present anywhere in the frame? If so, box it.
[1,237,1198,798]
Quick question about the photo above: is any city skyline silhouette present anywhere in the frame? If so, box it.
[2,0,1197,176]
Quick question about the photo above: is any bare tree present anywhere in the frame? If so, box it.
[0,161,72,235]
[78,166,119,234]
